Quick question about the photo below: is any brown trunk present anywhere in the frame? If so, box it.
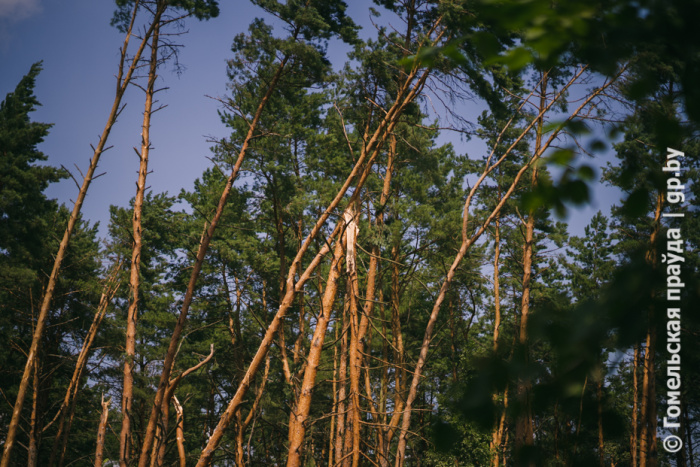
[95,395,111,467]
[151,397,169,467]
[335,302,349,466]
[0,2,156,464]
[120,13,162,465]
[492,213,502,352]
[236,354,270,467]
[383,242,407,464]
[363,337,382,466]
[345,204,362,467]
[329,324,339,467]
[354,135,395,467]
[172,397,186,467]
[639,327,658,467]
[151,345,214,466]
[514,72,547,461]
[287,234,345,466]
[632,344,640,467]
[493,386,509,467]
[514,206,536,458]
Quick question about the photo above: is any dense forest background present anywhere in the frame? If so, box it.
[1,0,699,466]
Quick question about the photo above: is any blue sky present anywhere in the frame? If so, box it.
[1,0,622,239]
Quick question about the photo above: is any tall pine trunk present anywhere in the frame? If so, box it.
[120,12,163,464]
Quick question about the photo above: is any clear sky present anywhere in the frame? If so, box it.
[1,0,622,240]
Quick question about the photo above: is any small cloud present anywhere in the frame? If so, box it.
[0,0,41,20]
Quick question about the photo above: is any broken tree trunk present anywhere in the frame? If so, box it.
[95,395,111,467]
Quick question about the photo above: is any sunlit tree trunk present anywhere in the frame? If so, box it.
[120,8,164,464]
[346,204,362,467]
[172,397,186,467]
[335,302,349,466]
[287,234,345,466]
[95,395,111,467]
[514,71,548,461]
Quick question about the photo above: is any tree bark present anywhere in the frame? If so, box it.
[514,71,547,461]
[95,395,111,467]
[345,205,362,467]
[235,354,270,467]
[335,301,349,467]
[120,9,163,464]
[172,396,186,467]
[287,228,346,466]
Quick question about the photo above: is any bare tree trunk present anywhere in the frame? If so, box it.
[335,303,349,466]
[514,71,548,462]
[344,204,362,467]
[287,231,346,466]
[172,397,186,467]
[120,9,163,464]
[0,3,155,464]
[329,323,339,467]
[151,397,169,467]
[95,395,111,467]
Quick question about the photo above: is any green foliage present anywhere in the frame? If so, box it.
[111,0,220,32]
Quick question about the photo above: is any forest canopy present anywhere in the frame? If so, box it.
[1,1,698,466]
